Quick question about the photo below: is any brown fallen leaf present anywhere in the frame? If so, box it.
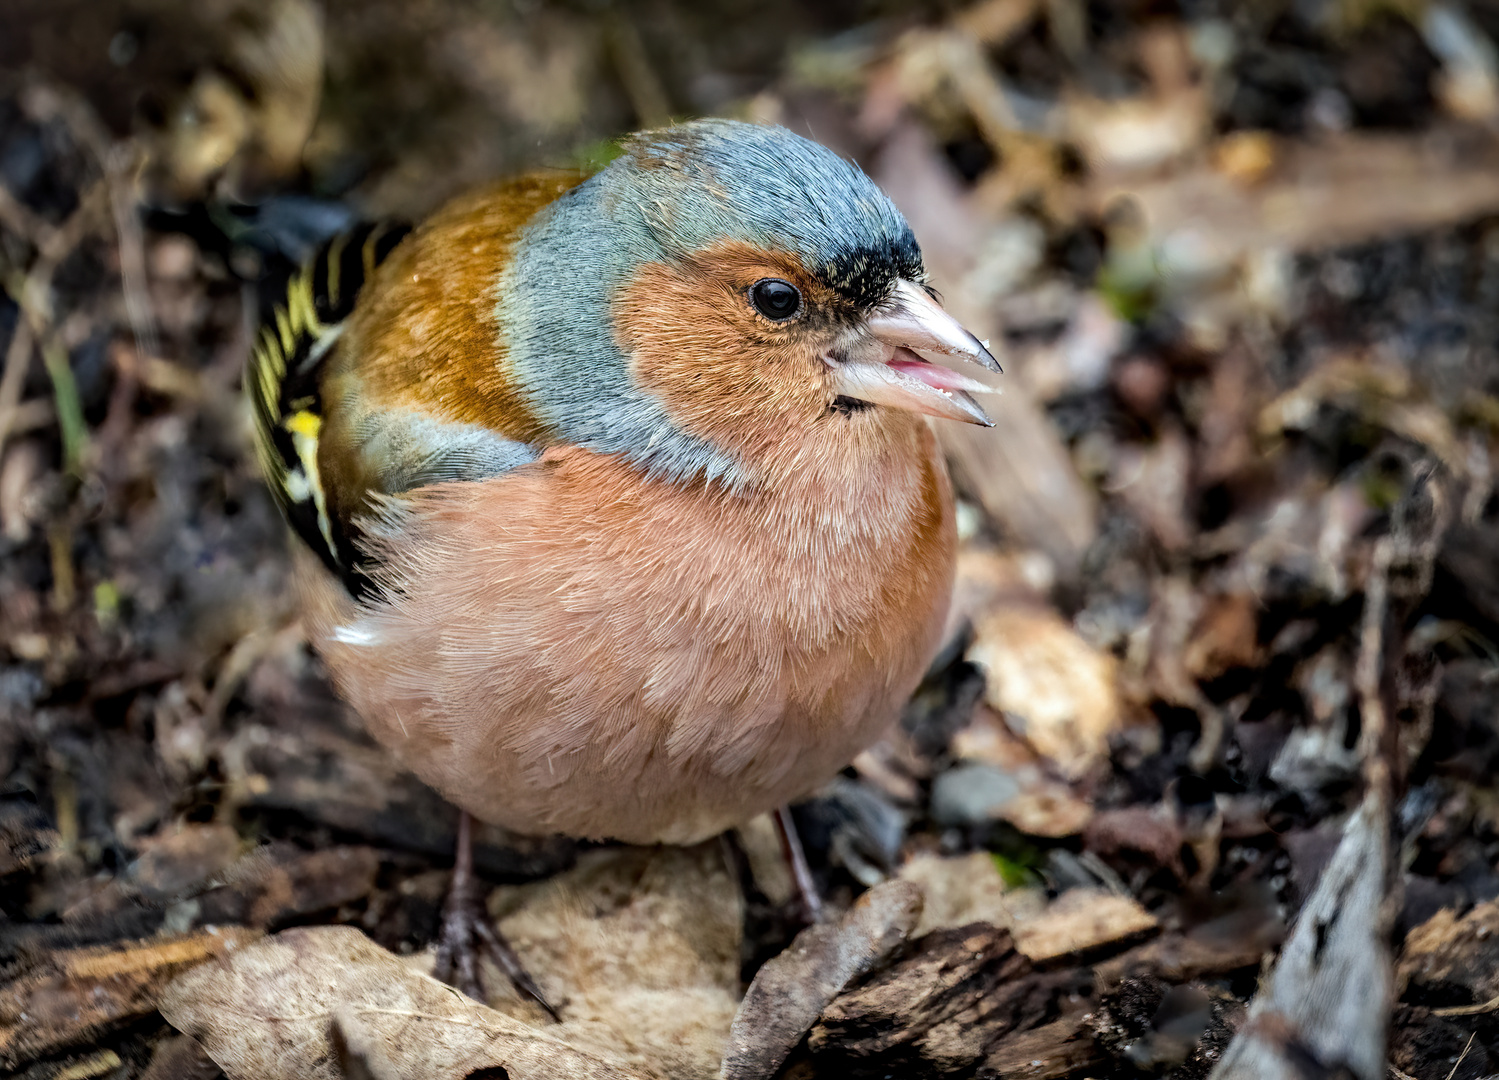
[897,852,1044,938]
[1185,591,1262,682]
[967,605,1122,779]
[159,925,646,1080]
[999,784,1096,838]
[0,926,259,1070]
[486,843,743,1078]
[1085,805,1185,875]
[719,878,923,1080]
[1011,888,1158,965]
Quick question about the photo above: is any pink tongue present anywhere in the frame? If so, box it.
[888,356,975,392]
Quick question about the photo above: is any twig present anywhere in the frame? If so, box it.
[0,81,156,468]
[1433,993,1499,1018]
[0,315,35,449]
[29,82,159,360]
[0,182,50,244]
[6,398,55,435]
[103,142,159,360]
[1446,1031,1476,1080]
[1355,535,1394,795]
[0,177,110,461]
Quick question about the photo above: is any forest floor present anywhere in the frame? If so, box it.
[6,1,1499,1078]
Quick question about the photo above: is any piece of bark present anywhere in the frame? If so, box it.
[719,879,923,1080]
[159,925,646,1080]
[979,1015,1103,1079]
[1208,789,1394,1080]
[0,927,260,1069]
[1011,888,1158,965]
[808,922,1071,1075]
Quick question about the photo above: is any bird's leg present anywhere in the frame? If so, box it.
[432,810,559,1020]
[774,804,825,924]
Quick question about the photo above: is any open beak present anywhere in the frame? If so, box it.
[826,280,1001,427]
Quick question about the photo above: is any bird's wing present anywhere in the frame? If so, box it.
[248,220,413,589]
[247,174,580,596]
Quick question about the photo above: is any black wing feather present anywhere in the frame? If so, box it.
[247,221,411,593]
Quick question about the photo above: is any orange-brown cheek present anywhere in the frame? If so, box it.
[613,243,837,460]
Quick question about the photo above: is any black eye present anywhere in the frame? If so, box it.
[750,278,802,321]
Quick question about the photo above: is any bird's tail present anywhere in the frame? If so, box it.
[246,220,410,580]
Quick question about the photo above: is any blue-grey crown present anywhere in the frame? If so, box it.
[613,120,923,307]
[501,120,922,487]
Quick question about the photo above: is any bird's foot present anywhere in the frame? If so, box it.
[775,804,825,925]
[433,811,559,1020]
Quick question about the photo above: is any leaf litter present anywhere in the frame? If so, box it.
[5,0,1499,1077]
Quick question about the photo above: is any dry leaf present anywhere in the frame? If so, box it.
[967,605,1121,778]
[897,852,1044,937]
[486,843,743,1078]
[1011,888,1158,964]
[159,925,645,1080]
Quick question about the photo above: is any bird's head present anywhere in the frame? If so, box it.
[503,119,999,488]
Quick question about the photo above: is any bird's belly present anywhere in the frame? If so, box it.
[300,446,954,844]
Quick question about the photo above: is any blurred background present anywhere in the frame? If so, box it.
[5,2,1499,1078]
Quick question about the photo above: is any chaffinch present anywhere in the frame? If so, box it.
[248,118,998,1008]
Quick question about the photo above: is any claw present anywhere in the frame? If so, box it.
[433,810,560,1020]
[473,914,560,1021]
